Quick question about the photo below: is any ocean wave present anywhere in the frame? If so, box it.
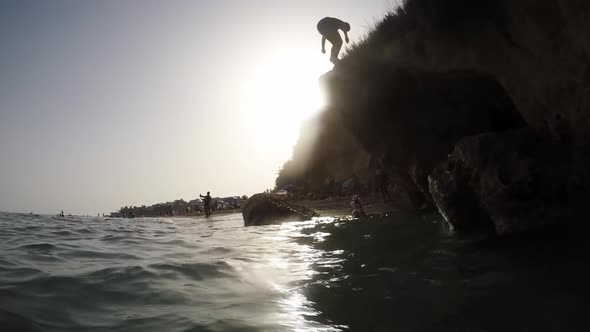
[148,261,232,281]
[59,249,140,260]
[0,309,43,332]
[2,211,586,331]
[18,243,57,254]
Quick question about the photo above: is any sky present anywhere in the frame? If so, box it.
[0,0,394,215]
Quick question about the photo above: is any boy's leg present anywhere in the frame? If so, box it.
[329,37,343,63]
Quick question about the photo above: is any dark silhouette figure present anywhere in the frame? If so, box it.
[59,210,64,217]
[317,17,351,64]
[376,159,392,203]
[200,192,212,217]
[328,176,336,197]
[350,195,366,218]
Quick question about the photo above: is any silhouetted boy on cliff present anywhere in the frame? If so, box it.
[317,17,350,64]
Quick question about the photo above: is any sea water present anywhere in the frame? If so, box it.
[0,211,588,331]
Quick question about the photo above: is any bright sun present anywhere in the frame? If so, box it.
[241,49,332,160]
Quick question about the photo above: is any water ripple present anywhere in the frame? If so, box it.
[1,211,588,331]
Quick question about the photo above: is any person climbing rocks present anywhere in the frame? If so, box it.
[317,17,350,64]
[200,192,212,217]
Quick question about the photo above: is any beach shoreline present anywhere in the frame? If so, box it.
[295,195,409,218]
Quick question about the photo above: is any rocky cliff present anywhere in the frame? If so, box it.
[282,0,590,235]
[275,109,371,194]
[337,0,590,141]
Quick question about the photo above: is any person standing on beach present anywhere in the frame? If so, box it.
[317,17,351,64]
[200,192,212,217]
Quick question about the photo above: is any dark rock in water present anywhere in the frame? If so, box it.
[429,128,587,235]
[242,194,318,226]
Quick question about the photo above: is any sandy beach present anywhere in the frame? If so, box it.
[296,189,412,217]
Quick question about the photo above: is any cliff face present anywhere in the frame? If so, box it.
[327,0,590,234]
[275,110,370,194]
[429,128,586,235]
[283,0,590,234]
[335,0,590,143]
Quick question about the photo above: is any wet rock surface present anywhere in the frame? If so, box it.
[241,194,318,226]
[429,128,588,235]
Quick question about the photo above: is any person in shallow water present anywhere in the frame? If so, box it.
[350,195,366,218]
[317,17,351,64]
[200,192,212,217]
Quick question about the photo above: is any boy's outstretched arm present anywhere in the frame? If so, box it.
[321,37,326,53]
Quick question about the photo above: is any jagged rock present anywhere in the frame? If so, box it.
[325,67,526,208]
[242,194,318,226]
[274,0,590,226]
[429,128,587,235]
[333,0,590,146]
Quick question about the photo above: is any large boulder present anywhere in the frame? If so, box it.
[241,194,318,226]
[326,68,526,168]
[324,67,526,208]
[429,128,587,235]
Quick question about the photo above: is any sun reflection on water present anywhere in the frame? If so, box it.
[264,218,346,331]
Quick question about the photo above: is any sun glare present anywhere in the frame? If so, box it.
[241,50,332,161]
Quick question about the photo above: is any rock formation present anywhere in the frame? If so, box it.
[279,0,590,235]
[325,68,527,209]
[242,194,318,226]
[275,109,371,196]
